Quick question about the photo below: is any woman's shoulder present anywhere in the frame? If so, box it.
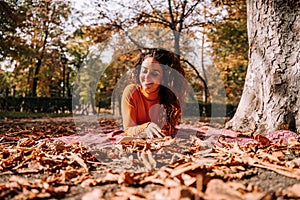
[124,84,139,91]
[123,84,141,96]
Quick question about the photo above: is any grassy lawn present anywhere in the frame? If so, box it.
[0,111,72,119]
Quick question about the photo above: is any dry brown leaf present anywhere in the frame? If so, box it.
[66,152,89,172]
[204,179,266,200]
[112,187,146,200]
[141,177,165,185]
[211,166,257,180]
[271,151,283,160]
[165,178,181,187]
[80,178,97,187]
[2,117,300,199]
[257,151,281,163]
[170,159,216,177]
[53,185,69,193]
[181,173,196,186]
[254,134,270,146]
[82,188,104,200]
[118,172,137,185]
[280,183,300,198]
[140,169,168,185]
[137,151,156,170]
[287,137,299,147]
[285,158,300,168]
[98,172,119,183]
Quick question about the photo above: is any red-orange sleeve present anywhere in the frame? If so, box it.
[121,84,150,136]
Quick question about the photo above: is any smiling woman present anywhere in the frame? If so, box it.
[121,48,186,138]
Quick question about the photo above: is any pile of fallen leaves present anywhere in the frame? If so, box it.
[0,117,300,199]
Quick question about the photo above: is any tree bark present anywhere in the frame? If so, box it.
[226,0,300,134]
[31,58,42,97]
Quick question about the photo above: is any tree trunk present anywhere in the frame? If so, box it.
[31,58,42,97]
[226,0,300,134]
[173,30,181,56]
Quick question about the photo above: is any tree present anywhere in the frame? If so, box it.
[0,1,27,60]
[26,0,70,97]
[73,46,110,115]
[226,0,300,134]
[207,0,248,105]
[3,0,71,97]
[0,71,14,96]
[97,0,208,55]
[67,25,113,113]
[0,1,74,97]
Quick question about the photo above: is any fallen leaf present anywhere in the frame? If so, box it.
[280,183,300,198]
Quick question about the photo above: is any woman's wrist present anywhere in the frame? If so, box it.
[138,122,151,138]
[125,122,151,138]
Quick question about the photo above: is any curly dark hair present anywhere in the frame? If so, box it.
[133,48,186,136]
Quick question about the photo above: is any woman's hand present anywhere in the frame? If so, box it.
[144,122,165,138]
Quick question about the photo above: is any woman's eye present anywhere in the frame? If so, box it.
[151,72,159,77]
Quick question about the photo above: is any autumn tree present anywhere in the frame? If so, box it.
[0,1,29,96]
[27,0,70,97]
[1,0,71,97]
[0,1,26,60]
[207,0,248,105]
[0,71,14,96]
[226,0,300,134]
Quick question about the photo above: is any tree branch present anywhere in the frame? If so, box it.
[168,0,176,29]
[111,22,145,49]
[182,0,202,19]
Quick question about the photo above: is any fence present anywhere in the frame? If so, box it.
[183,102,237,117]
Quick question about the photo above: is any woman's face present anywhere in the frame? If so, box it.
[139,57,163,93]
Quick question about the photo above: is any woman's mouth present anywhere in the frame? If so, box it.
[144,83,154,87]
[141,82,160,93]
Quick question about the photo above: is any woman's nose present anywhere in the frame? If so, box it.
[145,72,152,80]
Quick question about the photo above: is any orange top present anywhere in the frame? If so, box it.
[121,84,166,136]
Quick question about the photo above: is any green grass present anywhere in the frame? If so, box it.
[0,111,72,119]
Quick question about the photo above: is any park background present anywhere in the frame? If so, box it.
[0,0,248,121]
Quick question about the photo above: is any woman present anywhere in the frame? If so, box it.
[121,48,186,138]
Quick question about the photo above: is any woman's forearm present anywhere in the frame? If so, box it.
[124,122,150,137]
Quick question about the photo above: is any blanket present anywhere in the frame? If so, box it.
[56,125,298,148]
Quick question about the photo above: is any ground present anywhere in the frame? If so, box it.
[0,116,299,199]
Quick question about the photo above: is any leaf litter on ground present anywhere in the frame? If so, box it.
[0,117,299,199]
